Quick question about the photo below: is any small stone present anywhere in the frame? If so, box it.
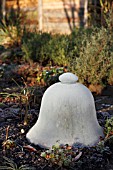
[21,129,25,134]
[7,119,12,122]
[59,72,78,84]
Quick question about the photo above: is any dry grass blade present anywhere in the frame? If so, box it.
[0,156,36,170]
[0,166,13,170]
[0,156,18,170]
[18,165,36,170]
[74,151,82,161]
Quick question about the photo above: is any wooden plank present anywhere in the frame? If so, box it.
[43,22,80,34]
[43,17,85,23]
[43,9,79,18]
[38,0,43,30]
[1,0,6,19]
[43,8,87,23]
[43,0,80,3]
[43,1,82,10]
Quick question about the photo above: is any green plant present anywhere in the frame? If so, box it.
[37,66,66,86]
[67,28,93,60]
[70,24,113,87]
[22,32,52,63]
[2,126,15,152]
[0,77,36,125]
[100,0,113,14]
[104,117,113,138]
[46,34,69,65]
[41,143,82,167]
[0,156,35,170]
[107,69,113,85]
[21,28,100,66]
[0,16,23,47]
[22,32,69,65]
[12,78,35,125]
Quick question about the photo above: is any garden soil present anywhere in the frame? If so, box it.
[0,63,113,170]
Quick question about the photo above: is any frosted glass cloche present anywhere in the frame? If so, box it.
[26,72,104,148]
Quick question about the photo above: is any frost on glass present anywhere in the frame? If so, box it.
[26,73,104,148]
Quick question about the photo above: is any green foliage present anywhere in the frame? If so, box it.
[107,69,113,85]
[37,66,66,86]
[21,28,92,66]
[21,29,90,65]
[22,33,69,65]
[67,28,93,59]
[41,143,82,167]
[22,32,52,63]
[70,16,113,86]
[44,34,69,65]
[100,0,113,14]
[105,117,113,137]
[103,117,113,146]
[0,10,24,47]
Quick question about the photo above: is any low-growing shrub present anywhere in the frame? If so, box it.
[67,28,93,59]
[105,117,113,138]
[43,34,69,66]
[21,28,93,66]
[22,33,70,65]
[107,69,113,85]
[70,19,113,88]
[41,143,82,167]
[0,10,25,47]
[22,32,52,63]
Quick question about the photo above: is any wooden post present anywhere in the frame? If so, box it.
[1,0,6,20]
[94,0,97,25]
[38,0,43,31]
[84,0,88,27]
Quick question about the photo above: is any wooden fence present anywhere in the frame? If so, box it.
[4,0,88,34]
[42,0,88,33]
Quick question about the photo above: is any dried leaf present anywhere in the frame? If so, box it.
[23,145,37,152]
[109,131,113,135]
